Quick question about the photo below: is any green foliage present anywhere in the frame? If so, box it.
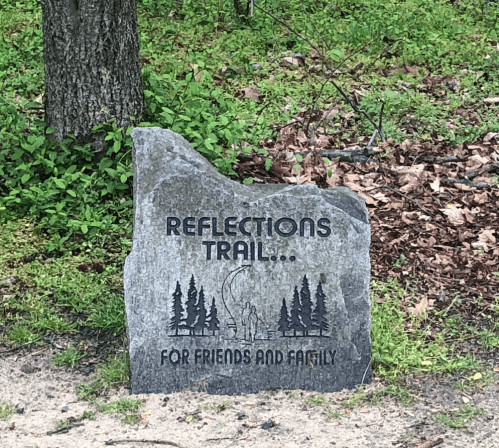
[97,398,144,425]
[141,67,254,175]
[96,352,130,387]
[435,404,486,430]
[52,345,86,367]
[1,0,499,251]
[0,114,135,250]
[216,401,233,413]
[371,278,479,379]
[76,380,105,402]
[305,394,328,407]
[0,402,16,421]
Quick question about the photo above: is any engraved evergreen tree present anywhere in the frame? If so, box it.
[194,287,207,336]
[185,275,197,335]
[277,298,290,336]
[300,275,313,335]
[169,281,184,336]
[207,297,220,335]
[290,286,304,336]
[313,281,329,336]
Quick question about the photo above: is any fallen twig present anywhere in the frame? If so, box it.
[46,423,84,435]
[465,163,499,179]
[378,185,433,216]
[0,339,42,355]
[441,177,493,189]
[414,437,444,448]
[416,156,467,164]
[105,440,182,447]
[298,147,376,163]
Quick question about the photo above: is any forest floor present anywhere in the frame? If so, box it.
[2,1,499,447]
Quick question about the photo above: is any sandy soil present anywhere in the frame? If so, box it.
[1,349,499,448]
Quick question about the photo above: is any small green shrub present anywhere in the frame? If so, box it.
[52,345,86,367]
[0,402,16,421]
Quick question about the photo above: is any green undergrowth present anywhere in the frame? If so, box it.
[76,351,131,400]
[1,0,499,250]
[371,277,481,380]
[0,220,128,345]
[74,352,141,425]
[52,345,86,367]
[0,402,16,421]
[435,404,487,430]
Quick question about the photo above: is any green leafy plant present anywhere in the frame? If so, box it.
[216,401,233,413]
[435,404,486,430]
[0,402,16,421]
[371,278,479,379]
[95,352,130,387]
[305,394,328,407]
[97,398,144,425]
[52,345,86,367]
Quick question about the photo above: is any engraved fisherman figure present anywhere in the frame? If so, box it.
[248,306,258,342]
[241,302,251,341]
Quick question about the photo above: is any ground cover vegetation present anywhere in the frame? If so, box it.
[1,0,498,423]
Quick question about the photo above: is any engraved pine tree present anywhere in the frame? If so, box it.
[207,297,220,335]
[290,286,304,336]
[194,287,207,336]
[185,275,197,335]
[300,275,313,336]
[277,298,290,336]
[313,281,329,336]
[169,281,184,336]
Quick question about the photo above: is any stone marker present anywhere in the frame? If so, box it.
[124,128,372,395]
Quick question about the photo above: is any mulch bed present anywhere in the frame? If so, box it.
[235,127,499,316]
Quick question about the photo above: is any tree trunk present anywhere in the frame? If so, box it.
[41,0,145,144]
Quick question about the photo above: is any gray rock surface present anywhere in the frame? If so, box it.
[124,128,372,395]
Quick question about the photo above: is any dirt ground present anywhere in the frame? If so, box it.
[1,347,499,448]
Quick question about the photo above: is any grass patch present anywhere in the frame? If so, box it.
[324,409,343,420]
[52,345,86,367]
[76,380,105,402]
[0,402,16,421]
[97,398,144,425]
[216,401,233,413]
[197,404,216,411]
[305,394,328,407]
[371,278,480,379]
[455,369,498,393]
[0,220,127,347]
[435,404,486,430]
[95,352,130,387]
[76,352,131,401]
[56,410,96,429]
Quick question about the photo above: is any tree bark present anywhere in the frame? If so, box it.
[41,0,145,144]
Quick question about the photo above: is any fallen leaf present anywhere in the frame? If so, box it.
[282,56,303,66]
[408,296,433,315]
[429,176,441,192]
[483,132,498,142]
[440,205,465,226]
[241,85,260,100]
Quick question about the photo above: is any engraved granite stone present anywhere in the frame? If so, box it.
[124,127,372,395]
